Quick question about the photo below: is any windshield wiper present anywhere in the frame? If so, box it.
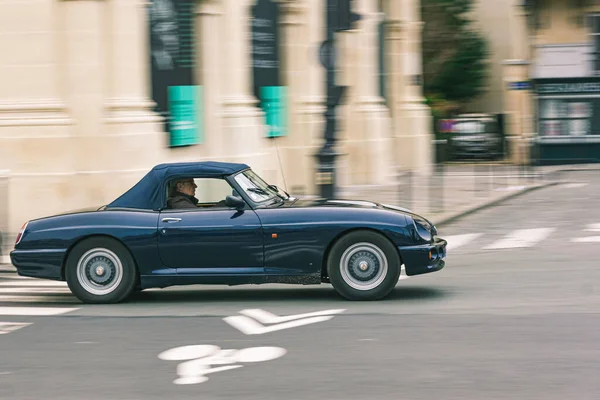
[247,187,269,195]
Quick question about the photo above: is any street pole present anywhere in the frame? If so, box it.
[315,0,359,199]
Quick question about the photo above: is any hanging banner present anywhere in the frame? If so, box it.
[168,86,203,146]
[260,86,287,137]
[251,0,287,137]
[149,0,203,146]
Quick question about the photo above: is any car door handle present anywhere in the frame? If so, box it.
[162,218,182,223]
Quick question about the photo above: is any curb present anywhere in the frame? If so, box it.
[432,181,560,227]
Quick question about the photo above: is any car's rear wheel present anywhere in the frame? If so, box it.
[327,230,401,300]
[65,237,138,304]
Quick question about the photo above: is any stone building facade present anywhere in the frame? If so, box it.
[0,0,433,251]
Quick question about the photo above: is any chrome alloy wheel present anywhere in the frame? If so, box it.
[76,248,123,296]
[339,242,388,291]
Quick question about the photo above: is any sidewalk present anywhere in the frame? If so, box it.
[0,163,598,272]
[339,163,600,226]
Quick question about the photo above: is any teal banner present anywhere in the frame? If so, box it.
[260,86,287,138]
[168,85,203,146]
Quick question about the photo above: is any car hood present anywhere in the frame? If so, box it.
[286,197,436,228]
[287,197,414,214]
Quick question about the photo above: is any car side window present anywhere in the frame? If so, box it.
[166,177,238,211]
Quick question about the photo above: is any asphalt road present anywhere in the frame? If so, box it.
[0,171,599,400]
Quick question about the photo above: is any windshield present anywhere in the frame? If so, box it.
[234,169,281,204]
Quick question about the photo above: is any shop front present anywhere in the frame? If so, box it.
[534,78,600,165]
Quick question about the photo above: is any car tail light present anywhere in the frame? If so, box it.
[15,221,29,245]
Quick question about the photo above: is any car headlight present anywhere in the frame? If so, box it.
[412,217,434,242]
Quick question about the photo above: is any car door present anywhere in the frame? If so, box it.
[157,178,264,275]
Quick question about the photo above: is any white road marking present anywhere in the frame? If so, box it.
[570,224,600,243]
[159,345,222,361]
[585,223,600,232]
[0,275,38,280]
[563,183,588,188]
[224,315,334,335]
[0,322,32,335]
[0,281,67,287]
[238,308,345,324]
[483,228,556,250]
[495,186,525,192]
[0,295,78,303]
[399,265,410,280]
[444,233,483,251]
[0,307,79,316]
[571,236,600,243]
[0,287,71,294]
[159,345,287,385]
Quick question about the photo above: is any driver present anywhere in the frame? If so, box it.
[167,178,199,209]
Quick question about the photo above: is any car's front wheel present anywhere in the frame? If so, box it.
[65,237,138,304]
[327,230,401,300]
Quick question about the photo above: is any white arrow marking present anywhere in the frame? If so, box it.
[238,308,345,324]
[223,315,334,335]
[0,322,32,335]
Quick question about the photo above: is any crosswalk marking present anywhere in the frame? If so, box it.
[0,287,72,294]
[0,307,79,316]
[0,275,33,280]
[0,322,32,335]
[0,280,67,287]
[562,183,589,189]
[0,276,79,314]
[444,233,484,251]
[584,223,600,232]
[571,236,600,243]
[482,228,556,250]
[571,223,600,243]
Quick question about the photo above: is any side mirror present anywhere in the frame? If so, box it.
[225,195,245,209]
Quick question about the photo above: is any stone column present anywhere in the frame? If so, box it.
[217,0,270,175]
[0,0,75,236]
[342,0,393,185]
[388,0,433,175]
[102,0,167,182]
[502,0,534,165]
[277,0,315,194]
[196,0,224,162]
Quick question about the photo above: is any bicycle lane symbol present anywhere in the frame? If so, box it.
[158,344,287,385]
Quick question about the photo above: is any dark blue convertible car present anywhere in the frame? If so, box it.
[10,161,447,304]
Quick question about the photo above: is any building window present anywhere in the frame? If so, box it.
[589,14,600,73]
[539,98,594,137]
